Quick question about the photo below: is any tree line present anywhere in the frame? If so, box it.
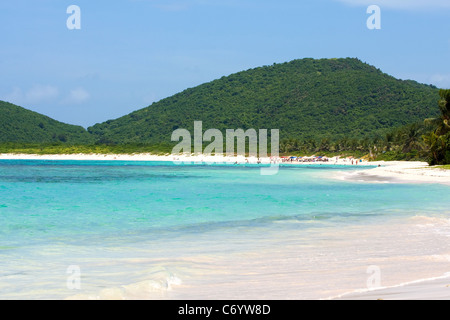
[280,89,450,165]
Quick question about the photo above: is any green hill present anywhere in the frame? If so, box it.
[0,58,441,150]
[0,101,93,144]
[88,58,440,145]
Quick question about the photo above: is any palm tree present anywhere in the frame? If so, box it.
[437,89,450,135]
[319,137,331,152]
[423,131,448,165]
[424,89,450,165]
[385,132,394,152]
[402,123,425,154]
[425,89,450,134]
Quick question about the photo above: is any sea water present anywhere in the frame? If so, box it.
[0,160,449,299]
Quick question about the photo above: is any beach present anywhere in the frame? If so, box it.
[0,154,449,300]
[335,161,450,300]
[335,161,450,186]
[0,152,372,163]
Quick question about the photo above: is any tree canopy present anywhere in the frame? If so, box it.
[0,101,93,144]
[88,58,439,145]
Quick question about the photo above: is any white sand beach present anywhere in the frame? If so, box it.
[0,152,380,165]
[340,161,450,186]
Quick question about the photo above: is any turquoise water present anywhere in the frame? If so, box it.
[0,160,449,299]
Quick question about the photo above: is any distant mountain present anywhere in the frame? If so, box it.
[0,101,93,144]
[88,58,440,145]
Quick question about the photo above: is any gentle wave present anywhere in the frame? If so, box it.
[66,268,183,300]
[327,272,450,300]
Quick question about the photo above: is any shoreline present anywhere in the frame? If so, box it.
[1,153,449,185]
[0,152,407,166]
[338,161,450,186]
[0,152,377,167]
[331,272,450,300]
[0,152,367,162]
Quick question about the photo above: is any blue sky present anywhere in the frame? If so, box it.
[0,0,449,127]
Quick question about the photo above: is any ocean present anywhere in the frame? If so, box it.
[0,160,449,299]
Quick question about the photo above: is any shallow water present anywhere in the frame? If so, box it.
[0,160,449,299]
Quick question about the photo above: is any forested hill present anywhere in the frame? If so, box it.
[0,101,93,144]
[88,58,440,144]
[0,58,440,147]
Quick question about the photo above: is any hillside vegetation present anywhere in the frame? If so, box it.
[0,101,93,144]
[88,58,439,145]
[1,58,447,164]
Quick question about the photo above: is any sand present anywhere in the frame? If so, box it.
[0,153,378,165]
[340,161,450,186]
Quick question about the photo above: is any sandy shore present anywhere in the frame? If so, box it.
[0,152,376,165]
[0,153,379,169]
[0,153,180,162]
[340,161,450,186]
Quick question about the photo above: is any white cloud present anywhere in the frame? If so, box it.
[335,0,450,10]
[64,88,90,104]
[26,85,59,102]
[0,86,91,106]
[1,85,59,105]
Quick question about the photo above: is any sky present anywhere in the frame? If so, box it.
[0,0,449,128]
